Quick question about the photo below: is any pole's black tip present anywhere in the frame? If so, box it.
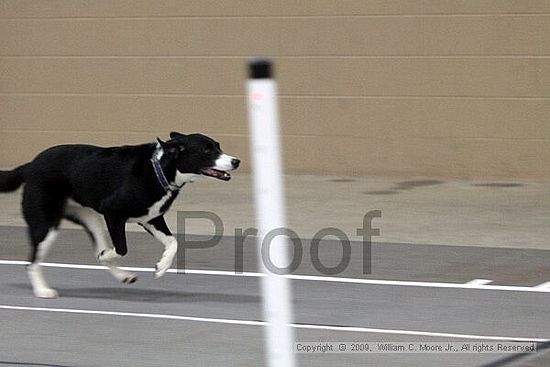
[249,58,273,79]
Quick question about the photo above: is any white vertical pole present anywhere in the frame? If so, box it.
[246,59,296,367]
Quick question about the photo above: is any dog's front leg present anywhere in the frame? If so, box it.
[100,214,128,262]
[140,216,177,278]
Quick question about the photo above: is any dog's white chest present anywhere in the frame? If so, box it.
[128,191,173,223]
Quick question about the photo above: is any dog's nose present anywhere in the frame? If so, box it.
[231,158,241,168]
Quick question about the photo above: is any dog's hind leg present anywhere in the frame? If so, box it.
[23,186,64,298]
[64,203,137,284]
[27,228,59,298]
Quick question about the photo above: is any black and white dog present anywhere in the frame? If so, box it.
[0,132,240,298]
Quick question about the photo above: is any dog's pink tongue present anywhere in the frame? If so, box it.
[202,168,231,181]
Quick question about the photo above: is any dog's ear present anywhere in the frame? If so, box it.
[157,137,182,159]
[170,132,187,140]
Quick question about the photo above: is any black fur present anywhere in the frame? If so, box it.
[0,163,30,192]
[0,132,239,264]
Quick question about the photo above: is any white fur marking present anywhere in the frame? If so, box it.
[128,191,173,223]
[154,143,164,160]
[214,154,236,171]
[97,248,122,262]
[174,171,199,186]
[35,230,58,263]
[141,223,177,278]
[65,200,136,283]
[28,229,59,298]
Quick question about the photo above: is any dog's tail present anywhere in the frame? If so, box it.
[0,163,30,192]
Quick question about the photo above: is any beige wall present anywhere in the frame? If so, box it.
[1,0,549,179]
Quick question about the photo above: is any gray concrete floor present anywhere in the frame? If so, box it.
[0,174,549,366]
[0,252,549,366]
[0,233,549,367]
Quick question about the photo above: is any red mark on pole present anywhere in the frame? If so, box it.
[251,92,264,102]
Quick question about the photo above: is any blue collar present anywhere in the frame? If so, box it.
[150,158,181,192]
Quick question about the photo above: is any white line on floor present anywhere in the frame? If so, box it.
[464,279,493,286]
[534,281,550,289]
[1,260,549,293]
[0,304,546,343]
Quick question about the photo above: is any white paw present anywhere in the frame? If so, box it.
[97,248,121,263]
[155,259,172,279]
[155,246,176,279]
[34,288,59,299]
[154,263,169,279]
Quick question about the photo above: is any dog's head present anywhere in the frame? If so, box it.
[157,132,240,181]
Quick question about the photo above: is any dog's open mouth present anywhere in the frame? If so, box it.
[200,168,231,181]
